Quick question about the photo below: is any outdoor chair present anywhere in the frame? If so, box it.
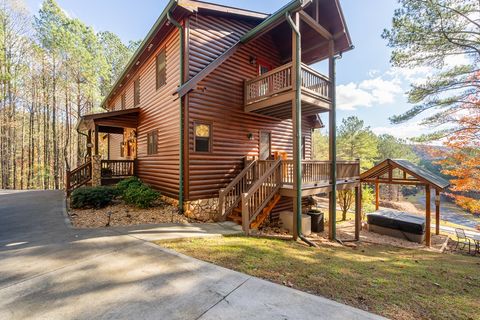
[454,228,473,254]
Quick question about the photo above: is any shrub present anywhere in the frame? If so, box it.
[71,186,117,209]
[116,177,142,194]
[123,183,159,209]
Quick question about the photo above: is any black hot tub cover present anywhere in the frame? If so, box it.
[367,209,426,235]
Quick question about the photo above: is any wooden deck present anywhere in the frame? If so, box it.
[244,63,331,119]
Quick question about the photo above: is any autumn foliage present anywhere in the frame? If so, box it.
[438,72,480,214]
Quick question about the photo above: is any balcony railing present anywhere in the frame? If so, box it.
[257,160,360,187]
[244,62,331,105]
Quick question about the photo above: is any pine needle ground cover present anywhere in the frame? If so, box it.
[158,236,480,320]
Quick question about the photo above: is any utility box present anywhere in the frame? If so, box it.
[279,211,311,236]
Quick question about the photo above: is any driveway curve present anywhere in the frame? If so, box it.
[0,190,384,320]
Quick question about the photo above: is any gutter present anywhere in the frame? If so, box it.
[167,12,185,214]
[285,10,317,248]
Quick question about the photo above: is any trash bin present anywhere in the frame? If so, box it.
[306,211,324,232]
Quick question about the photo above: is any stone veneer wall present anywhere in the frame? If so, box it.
[91,155,102,187]
[184,198,220,222]
[159,195,220,222]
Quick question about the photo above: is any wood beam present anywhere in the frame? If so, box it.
[425,185,431,247]
[355,186,361,240]
[435,189,440,236]
[299,10,333,40]
[375,179,379,211]
[94,125,99,156]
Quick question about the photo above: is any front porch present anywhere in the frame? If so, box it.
[66,108,139,194]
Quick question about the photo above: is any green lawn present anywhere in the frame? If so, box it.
[158,236,480,320]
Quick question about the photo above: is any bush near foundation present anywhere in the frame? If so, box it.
[123,183,159,209]
[71,186,117,209]
[116,176,143,194]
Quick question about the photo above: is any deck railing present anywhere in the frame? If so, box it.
[101,160,135,177]
[258,160,360,186]
[66,161,92,195]
[244,62,331,105]
[241,159,283,234]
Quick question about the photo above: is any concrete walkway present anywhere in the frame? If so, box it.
[0,190,385,320]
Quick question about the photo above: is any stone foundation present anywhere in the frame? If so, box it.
[184,198,220,222]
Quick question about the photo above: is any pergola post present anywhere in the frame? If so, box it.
[375,179,379,211]
[425,184,431,247]
[435,189,440,236]
[355,185,361,239]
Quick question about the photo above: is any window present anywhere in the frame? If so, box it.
[134,78,140,106]
[258,61,271,75]
[147,130,158,155]
[156,48,166,89]
[194,122,211,153]
[121,93,126,110]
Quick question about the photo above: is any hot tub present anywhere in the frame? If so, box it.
[367,209,426,243]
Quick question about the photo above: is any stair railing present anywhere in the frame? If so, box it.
[66,161,92,195]
[218,160,258,218]
[241,158,282,235]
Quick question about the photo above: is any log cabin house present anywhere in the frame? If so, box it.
[69,0,361,239]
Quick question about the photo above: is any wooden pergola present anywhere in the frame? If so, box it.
[360,159,450,247]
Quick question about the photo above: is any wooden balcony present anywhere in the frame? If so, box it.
[244,63,332,119]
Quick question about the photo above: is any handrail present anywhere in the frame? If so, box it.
[218,160,258,217]
[66,161,92,195]
[245,62,292,86]
[241,159,282,234]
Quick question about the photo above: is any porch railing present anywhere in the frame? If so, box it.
[244,62,331,105]
[66,161,92,195]
[101,160,135,177]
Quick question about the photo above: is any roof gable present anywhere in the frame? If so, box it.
[361,159,450,190]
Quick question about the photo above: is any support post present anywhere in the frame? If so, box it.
[328,40,337,241]
[375,179,379,211]
[425,185,431,247]
[435,189,440,236]
[355,185,361,240]
[94,125,99,156]
[287,11,302,241]
[241,193,249,235]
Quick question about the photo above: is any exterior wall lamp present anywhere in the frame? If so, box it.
[249,56,257,65]
[247,132,254,140]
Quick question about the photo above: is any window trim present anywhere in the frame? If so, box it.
[147,130,158,155]
[193,121,212,153]
[156,47,167,90]
[134,78,140,107]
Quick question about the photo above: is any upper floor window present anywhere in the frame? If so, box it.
[134,78,140,106]
[194,122,211,153]
[147,130,158,155]
[156,48,166,89]
[121,93,126,110]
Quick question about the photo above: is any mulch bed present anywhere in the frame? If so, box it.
[69,200,197,228]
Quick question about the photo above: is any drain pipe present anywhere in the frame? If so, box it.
[167,12,185,213]
[286,11,318,248]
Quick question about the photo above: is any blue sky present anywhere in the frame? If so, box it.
[24,0,426,139]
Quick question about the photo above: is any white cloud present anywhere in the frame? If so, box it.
[372,121,425,139]
[337,76,403,111]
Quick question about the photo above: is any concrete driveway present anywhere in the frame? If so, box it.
[0,190,384,320]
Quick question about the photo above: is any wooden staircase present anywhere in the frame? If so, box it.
[219,159,283,234]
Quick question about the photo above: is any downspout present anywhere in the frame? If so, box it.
[285,12,317,248]
[167,11,185,213]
